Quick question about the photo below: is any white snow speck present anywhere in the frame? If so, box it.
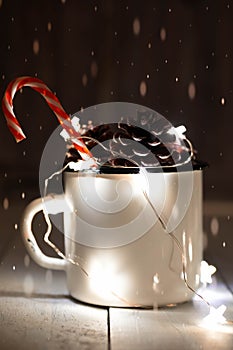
[82,74,88,87]
[188,81,196,100]
[160,27,166,41]
[133,18,140,36]
[90,61,98,78]
[33,39,40,55]
[139,81,147,97]
[3,197,9,210]
[23,274,34,295]
[210,217,219,236]
[47,22,52,32]
[24,254,30,267]
[220,97,225,105]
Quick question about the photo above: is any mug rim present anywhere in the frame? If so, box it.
[64,159,208,175]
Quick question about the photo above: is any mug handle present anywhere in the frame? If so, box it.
[21,194,67,271]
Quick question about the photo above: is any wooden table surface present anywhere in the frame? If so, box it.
[0,200,233,350]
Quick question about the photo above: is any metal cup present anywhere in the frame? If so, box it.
[21,169,203,307]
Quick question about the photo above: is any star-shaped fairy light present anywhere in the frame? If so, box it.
[200,260,217,284]
[175,125,187,139]
[203,305,227,326]
[60,116,81,141]
[60,116,97,170]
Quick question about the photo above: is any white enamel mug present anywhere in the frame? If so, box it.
[21,169,203,307]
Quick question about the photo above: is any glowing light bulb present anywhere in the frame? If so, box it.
[60,116,81,141]
[89,261,126,303]
[71,116,81,132]
[153,273,160,284]
[203,305,226,326]
[175,125,186,139]
[200,260,216,284]
[68,158,96,171]
[60,129,70,141]
[167,125,186,139]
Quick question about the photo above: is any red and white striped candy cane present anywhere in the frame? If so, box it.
[2,76,92,160]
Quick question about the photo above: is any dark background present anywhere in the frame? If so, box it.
[0,0,232,202]
[0,3,233,337]
[0,0,232,301]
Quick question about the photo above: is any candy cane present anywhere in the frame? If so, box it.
[2,76,92,160]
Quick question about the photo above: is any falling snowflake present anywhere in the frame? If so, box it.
[188,82,196,100]
[33,39,40,55]
[133,18,140,36]
[139,81,147,96]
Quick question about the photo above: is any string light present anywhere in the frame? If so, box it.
[41,125,233,327]
[43,129,194,303]
[202,305,227,326]
[42,165,140,307]
[200,260,217,284]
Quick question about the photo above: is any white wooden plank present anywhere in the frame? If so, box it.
[109,200,233,350]
[0,297,108,350]
[0,235,108,350]
[1,200,233,350]
[110,278,233,350]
